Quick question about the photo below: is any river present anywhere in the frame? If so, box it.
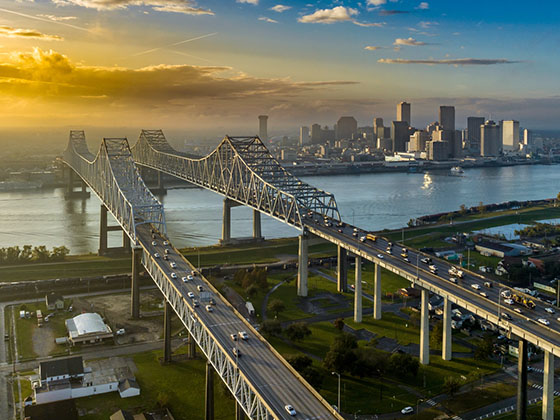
[0,164,559,254]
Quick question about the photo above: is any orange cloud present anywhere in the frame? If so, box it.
[0,26,63,40]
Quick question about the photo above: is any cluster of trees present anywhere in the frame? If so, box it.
[287,355,324,389]
[515,222,560,238]
[233,267,268,297]
[322,332,419,379]
[0,245,70,265]
[260,319,312,342]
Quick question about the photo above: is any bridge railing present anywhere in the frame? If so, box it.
[131,130,340,228]
[62,131,165,243]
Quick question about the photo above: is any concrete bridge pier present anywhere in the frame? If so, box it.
[235,403,245,420]
[543,351,554,420]
[253,209,263,240]
[420,288,430,365]
[354,256,362,323]
[517,339,528,420]
[297,233,308,297]
[186,332,197,358]
[163,301,172,363]
[99,204,132,256]
[337,246,348,293]
[205,361,215,420]
[442,296,452,361]
[221,198,232,244]
[131,247,141,319]
[64,167,90,199]
[373,263,382,320]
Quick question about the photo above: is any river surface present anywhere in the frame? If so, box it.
[0,164,559,254]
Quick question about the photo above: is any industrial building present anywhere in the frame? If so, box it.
[65,313,113,345]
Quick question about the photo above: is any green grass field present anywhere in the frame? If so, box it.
[443,383,516,414]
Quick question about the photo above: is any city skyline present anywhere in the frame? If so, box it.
[0,0,559,136]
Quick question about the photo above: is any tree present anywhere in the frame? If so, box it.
[267,299,285,318]
[477,201,485,214]
[245,283,258,298]
[260,319,282,336]
[430,320,443,350]
[474,335,494,360]
[156,391,169,407]
[287,354,313,371]
[233,269,246,286]
[51,246,69,261]
[287,355,324,389]
[32,245,50,263]
[323,332,357,373]
[443,376,462,396]
[285,322,311,342]
[333,318,345,331]
[388,353,419,377]
[459,204,467,215]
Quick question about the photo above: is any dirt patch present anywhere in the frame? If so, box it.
[32,327,55,357]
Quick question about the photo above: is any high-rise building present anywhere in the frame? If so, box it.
[377,126,391,140]
[523,128,532,145]
[335,116,358,140]
[481,120,501,157]
[373,117,383,133]
[397,102,411,125]
[439,106,455,132]
[311,123,322,144]
[467,116,485,154]
[299,126,310,146]
[427,140,449,161]
[502,120,520,152]
[409,130,429,152]
[391,121,410,153]
[258,115,268,142]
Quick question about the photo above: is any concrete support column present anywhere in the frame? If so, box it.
[122,231,131,253]
[337,246,348,293]
[517,339,528,420]
[131,247,141,319]
[442,296,452,361]
[235,403,245,420]
[253,209,262,239]
[297,234,308,297]
[354,256,362,323]
[66,168,74,196]
[81,180,87,194]
[420,288,430,365]
[99,205,108,256]
[205,361,215,420]
[221,199,231,244]
[157,171,164,190]
[163,302,172,363]
[373,263,382,320]
[543,351,554,420]
[186,332,196,359]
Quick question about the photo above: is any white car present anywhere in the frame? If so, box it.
[165,249,170,254]
[504,298,514,305]
[284,405,296,416]
[239,331,249,340]
[197,285,204,292]
[116,328,125,336]
[205,305,214,312]
[151,241,157,246]
[538,318,550,326]
[403,257,410,262]
[514,308,523,314]
[182,276,188,282]
[360,236,366,242]
[170,272,177,279]
[471,284,481,290]
[377,254,384,259]
[163,241,169,246]
[401,406,414,415]
[154,253,160,258]
[187,292,195,299]
[479,292,488,298]
[170,262,177,268]
[545,307,555,314]
[230,333,238,341]
[187,275,194,281]
[501,290,512,298]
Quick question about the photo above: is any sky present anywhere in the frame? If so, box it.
[0,0,559,141]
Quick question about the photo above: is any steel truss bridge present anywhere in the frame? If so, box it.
[62,131,342,420]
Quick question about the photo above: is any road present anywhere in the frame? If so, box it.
[305,214,560,353]
[139,224,338,420]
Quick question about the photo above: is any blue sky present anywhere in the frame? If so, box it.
[0,0,559,133]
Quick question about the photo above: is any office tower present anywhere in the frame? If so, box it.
[335,116,358,140]
[426,121,440,135]
[373,117,383,133]
[311,123,322,144]
[427,140,449,160]
[467,116,485,154]
[377,126,391,140]
[299,126,310,146]
[502,120,520,152]
[391,121,410,153]
[481,120,501,157]
[409,130,429,152]
[258,115,268,142]
[523,128,532,145]
[439,106,455,132]
[397,102,411,125]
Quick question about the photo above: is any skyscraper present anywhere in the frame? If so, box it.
[391,121,410,153]
[409,130,429,152]
[481,120,501,157]
[311,123,322,144]
[299,126,310,147]
[467,116,485,154]
[523,128,532,145]
[373,117,383,141]
[439,106,455,132]
[335,116,358,140]
[397,102,411,125]
[258,115,268,142]
[502,120,520,152]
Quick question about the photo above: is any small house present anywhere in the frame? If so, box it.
[46,293,65,311]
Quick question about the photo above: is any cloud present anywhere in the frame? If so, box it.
[270,4,290,12]
[367,0,386,5]
[419,21,438,29]
[50,0,214,15]
[36,14,77,21]
[258,16,278,23]
[0,26,62,40]
[378,58,521,65]
[0,7,90,32]
[364,45,386,50]
[394,37,427,46]
[416,2,429,9]
[298,6,358,24]
[379,10,409,15]
[353,21,384,27]
[236,0,258,4]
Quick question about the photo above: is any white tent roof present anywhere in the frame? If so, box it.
[66,313,111,338]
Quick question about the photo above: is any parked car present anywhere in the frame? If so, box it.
[401,407,414,415]
[116,328,126,336]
